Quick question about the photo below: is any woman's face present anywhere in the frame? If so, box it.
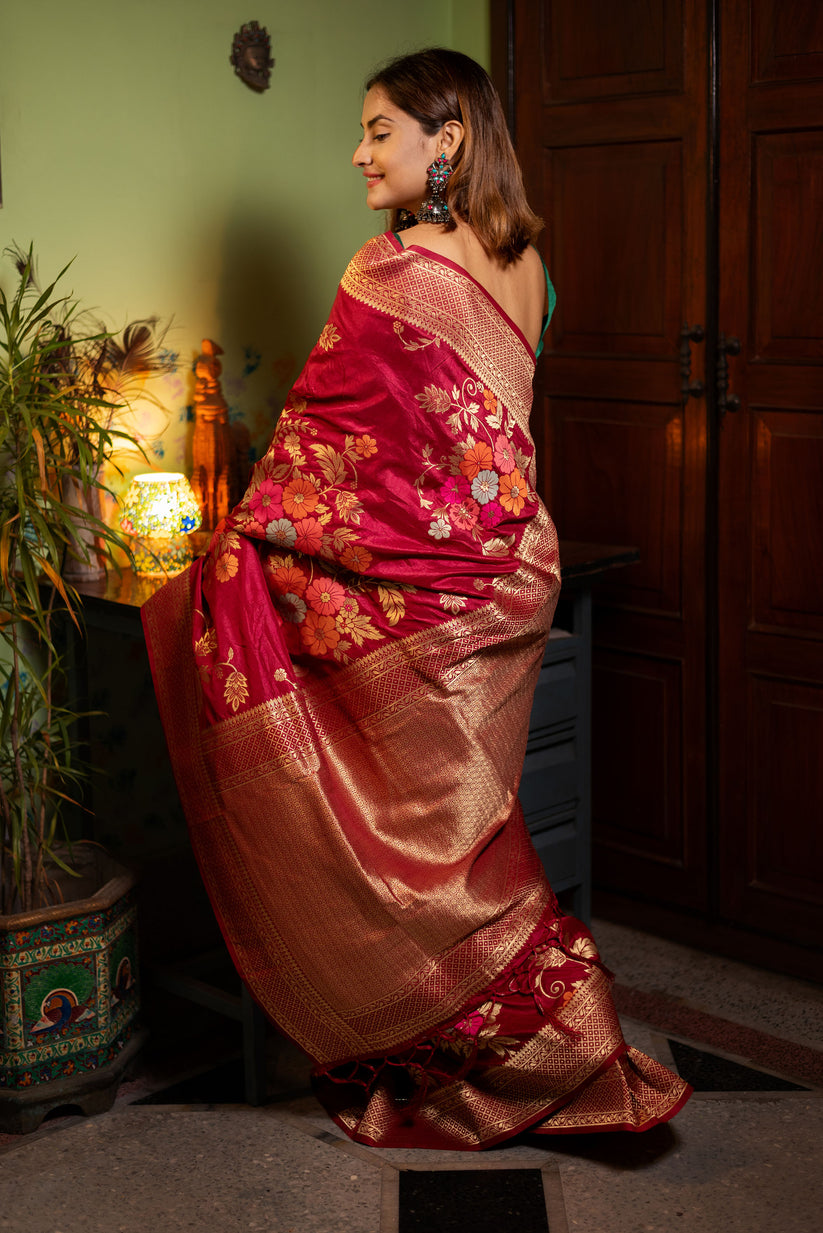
[353,87,441,214]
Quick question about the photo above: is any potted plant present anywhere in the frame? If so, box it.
[0,246,169,1131]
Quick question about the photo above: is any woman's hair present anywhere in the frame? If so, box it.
[365,48,542,264]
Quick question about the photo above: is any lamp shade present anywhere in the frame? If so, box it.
[120,472,202,576]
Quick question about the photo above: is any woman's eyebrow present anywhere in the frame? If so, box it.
[363,114,395,130]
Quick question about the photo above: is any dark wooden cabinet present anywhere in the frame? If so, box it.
[500,0,823,979]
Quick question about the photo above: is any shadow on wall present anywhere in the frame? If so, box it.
[212,206,325,466]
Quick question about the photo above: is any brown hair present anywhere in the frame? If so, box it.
[365,48,542,265]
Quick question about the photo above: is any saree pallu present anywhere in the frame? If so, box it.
[143,233,690,1149]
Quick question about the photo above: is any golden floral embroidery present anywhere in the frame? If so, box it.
[519,938,590,1009]
[377,582,408,626]
[414,377,491,436]
[310,442,348,487]
[313,500,334,527]
[335,490,363,525]
[439,1001,520,1060]
[329,526,360,556]
[193,627,218,657]
[439,594,467,614]
[283,430,306,464]
[416,384,452,414]
[393,320,441,352]
[480,534,516,558]
[335,596,381,648]
[211,528,241,556]
[318,322,341,351]
[218,647,249,712]
[569,935,599,961]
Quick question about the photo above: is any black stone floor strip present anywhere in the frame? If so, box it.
[398,1168,550,1233]
[668,1039,810,1092]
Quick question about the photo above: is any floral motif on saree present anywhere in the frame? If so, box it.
[142,232,690,1149]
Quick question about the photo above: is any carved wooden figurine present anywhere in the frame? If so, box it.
[190,340,236,532]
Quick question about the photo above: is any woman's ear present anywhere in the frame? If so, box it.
[440,120,465,160]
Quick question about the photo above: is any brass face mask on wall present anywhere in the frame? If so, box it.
[230,21,274,92]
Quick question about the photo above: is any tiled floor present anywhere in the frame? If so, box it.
[2,918,822,1233]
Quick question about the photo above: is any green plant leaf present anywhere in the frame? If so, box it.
[1,242,172,913]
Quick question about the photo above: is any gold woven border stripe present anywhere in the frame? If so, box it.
[341,235,535,437]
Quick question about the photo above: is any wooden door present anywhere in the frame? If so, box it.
[716,0,823,955]
[510,0,711,910]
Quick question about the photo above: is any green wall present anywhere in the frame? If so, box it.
[0,0,489,495]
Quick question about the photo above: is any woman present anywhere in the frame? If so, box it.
[143,48,690,1150]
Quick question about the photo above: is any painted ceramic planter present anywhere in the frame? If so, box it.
[0,850,140,1129]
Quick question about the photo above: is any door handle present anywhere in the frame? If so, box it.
[717,334,741,417]
[680,324,705,400]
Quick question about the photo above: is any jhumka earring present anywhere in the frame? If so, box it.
[416,152,453,224]
[396,209,417,231]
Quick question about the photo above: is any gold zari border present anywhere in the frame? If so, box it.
[333,973,691,1149]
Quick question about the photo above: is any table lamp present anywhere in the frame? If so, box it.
[120,472,202,577]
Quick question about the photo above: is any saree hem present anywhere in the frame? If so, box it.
[310,904,692,1151]
[315,1046,692,1152]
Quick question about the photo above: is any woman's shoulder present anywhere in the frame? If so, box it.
[399,224,542,279]
[513,243,546,291]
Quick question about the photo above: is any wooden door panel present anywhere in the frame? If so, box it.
[553,400,683,613]
[740,675,823,946]
[506,0,823,974]
[752,0,823,83]
[752,411,823,634]
[547,142,683,355]
[545,0,683,102]
[753,132,823,360]
[591,652,683,860]
[590,648,706,907]
[512,0,708,910]
[718,0,823,950]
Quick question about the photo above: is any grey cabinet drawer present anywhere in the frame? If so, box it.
[520,738,578,820]
[520,582,593,921]
[528,655,577,737]
[528,814,581,887]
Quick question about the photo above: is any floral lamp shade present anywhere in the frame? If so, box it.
[120,472,202,576]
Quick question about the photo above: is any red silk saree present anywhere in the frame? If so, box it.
[142,233,690,1149]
